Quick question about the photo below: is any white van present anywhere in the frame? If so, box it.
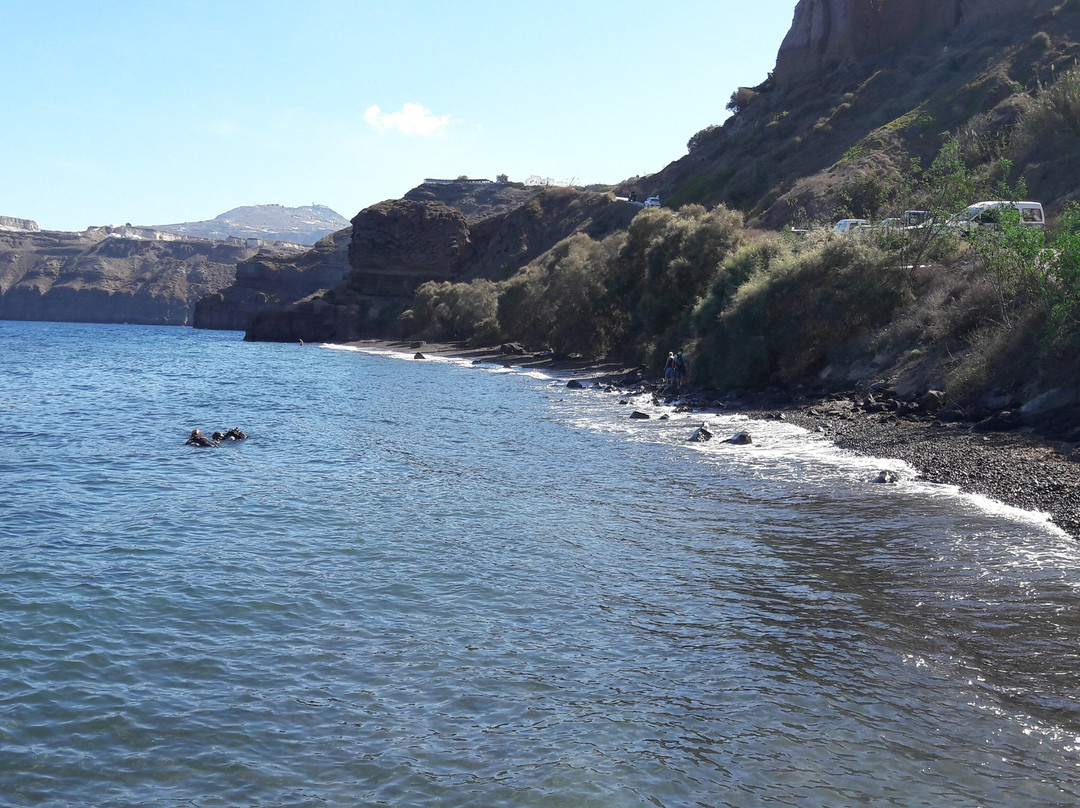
[832,218,870,235]
[951,201,1045,232]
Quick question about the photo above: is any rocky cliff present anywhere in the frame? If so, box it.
[625,0,1079,226]
[772,0,1044,86]
[0,216,39,232]
[239,187,640,342]
[0,228,279,326]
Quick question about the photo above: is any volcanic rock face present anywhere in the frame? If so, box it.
[0,216,39,232]
[403,182,537,223]
[0,228,258,326]
[773,0,1045,86]
[347,200,471,297]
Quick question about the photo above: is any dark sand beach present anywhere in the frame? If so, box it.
[352,340,1080,540]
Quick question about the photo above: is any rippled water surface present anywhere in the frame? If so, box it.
[2,321,1080,807]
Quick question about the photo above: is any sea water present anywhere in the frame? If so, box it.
[2,320,1079,807]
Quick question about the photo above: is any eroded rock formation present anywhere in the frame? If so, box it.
[773,0,1045,86]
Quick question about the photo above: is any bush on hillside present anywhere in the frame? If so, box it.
[407,280,501,345]
[1012,64,1080,157]
[693,233,910,389]
[497,234,628,357]
[609,205,744,352]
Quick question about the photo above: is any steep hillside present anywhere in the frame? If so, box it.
[623,0,1080,227]
[155,204,349,245]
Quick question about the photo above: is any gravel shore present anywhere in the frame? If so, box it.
[354,340,1080,540]
[744,397,1080,539]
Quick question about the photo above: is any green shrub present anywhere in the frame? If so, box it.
[726,87,760,114]
[1012,65,1080,154]
[694,234,910,389]
[408,279,501,344]
[610,205,744,344]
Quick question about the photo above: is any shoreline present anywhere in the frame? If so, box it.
[347,339,1080,540]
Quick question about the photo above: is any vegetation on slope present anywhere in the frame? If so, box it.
[393,62,1080,439]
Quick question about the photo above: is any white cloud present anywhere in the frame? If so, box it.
[364,103,452,136]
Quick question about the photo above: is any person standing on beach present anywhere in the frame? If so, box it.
[674,350,687,390]
[664,352,676,387]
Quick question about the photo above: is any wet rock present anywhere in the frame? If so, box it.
[566,379,584,389]
[689,423,714,442]
[873,470,899,484]
[725,431,753,445]
[630,411,651,420]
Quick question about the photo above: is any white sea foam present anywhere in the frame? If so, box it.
[325,343,1070,541]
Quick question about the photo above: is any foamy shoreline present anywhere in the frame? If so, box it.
[339,338,1080,540]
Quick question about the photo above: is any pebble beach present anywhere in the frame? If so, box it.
[366,340,1080,541]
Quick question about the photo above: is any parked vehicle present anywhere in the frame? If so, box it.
[902,210,930,228]
[949,201,1045,233]
[643,196,661,207]
[832,218,870,234]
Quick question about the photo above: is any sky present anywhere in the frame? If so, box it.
[0,0,799,232]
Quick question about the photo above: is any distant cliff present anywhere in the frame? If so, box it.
[0,228,286,326]
[0,216,39,232]
[154,204,350,245]
[193,228,353,331]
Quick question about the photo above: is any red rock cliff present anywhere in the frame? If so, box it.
[773,0,1048,86]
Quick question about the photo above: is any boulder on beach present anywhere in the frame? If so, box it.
[920,390,947,413]
[630,411,651,420]
[725,431,753,445]
[566,379,584,389]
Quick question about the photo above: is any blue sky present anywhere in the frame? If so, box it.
[1,0,798,231]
